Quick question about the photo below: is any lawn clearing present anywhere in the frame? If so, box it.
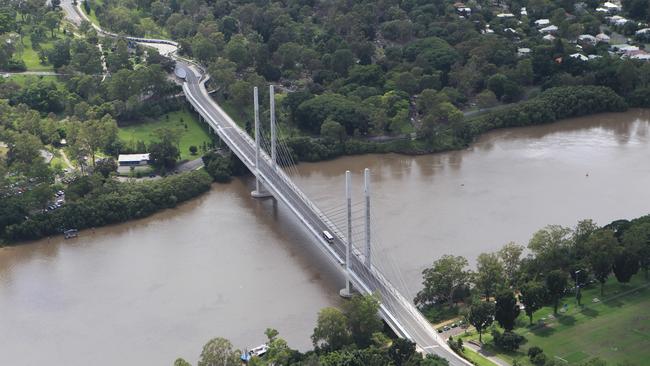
[461,274,650,365]
[462,347,497,366]
[118,109,213,161]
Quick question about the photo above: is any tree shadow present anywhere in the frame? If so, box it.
[604,298,625,308]
[530,324,556,337]
[558,315,576,326]
[581,307,599,317]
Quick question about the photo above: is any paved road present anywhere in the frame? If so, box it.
[179,63,471,366]
[60,0,83,25]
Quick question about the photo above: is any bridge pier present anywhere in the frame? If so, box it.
[251,86,272,198]
[339,170,354,298]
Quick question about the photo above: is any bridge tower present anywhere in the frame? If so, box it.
[269,85,277,169]
[339,170,353,298]
[251,86,272,198]
[364,168,371,268]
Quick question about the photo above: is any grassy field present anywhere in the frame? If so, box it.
[463,347,497,366]
[118,109,213,161]
[461,274,650,365]
[11,30,64,71]
[5,75,60,87]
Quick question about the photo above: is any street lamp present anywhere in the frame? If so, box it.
[575,269,582,306]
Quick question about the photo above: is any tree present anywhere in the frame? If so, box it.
[46,39,71,68]
[421,354,450,366]
[388,338,417,366]
[487,74,508,100]
[44,11,63,38]
[587,230,617,295]
[94,158,117,178]
[198,337,240,366]
[622,222,650,279]
[476,252,504,300]
[343,294,383,347]
[477,90,498,110]
[528,225,573,271]
[415,255,472,307]
[173,358,192,366]
[545,270,568,314]
[149,140,179,170]
[468,301,495,343]
[73,115,118,168]
[495,290,520,331]
[320,119,346,142]
[498,242,524,287]
[612,247,639,283]
[189,145,198,155]
[311,307,350,351]
[520,281,546,325]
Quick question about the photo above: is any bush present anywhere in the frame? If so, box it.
[202,151,233,183]
[530,352,547,366]
[492,330,525,351]
[528,346,543,358]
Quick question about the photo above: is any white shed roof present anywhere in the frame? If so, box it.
[118,153,150,163]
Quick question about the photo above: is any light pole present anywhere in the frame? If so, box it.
[575,269,582,306]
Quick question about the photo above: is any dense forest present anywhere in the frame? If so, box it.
[80,0,650,151]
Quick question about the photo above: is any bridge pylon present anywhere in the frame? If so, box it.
[251,86,272,198]
[339,170,354,298]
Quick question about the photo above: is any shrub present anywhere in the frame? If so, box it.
[528,346,543,358]
[530,352,547,366]
[492,330,525,351]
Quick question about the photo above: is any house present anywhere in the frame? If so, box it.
[504,27,518,34]
[608,15,629,26]
[543,34,556,42]
[588,54,603,60]
[578,34,598,45]
[596,33,611,43]
[636,28,650,35]
[534,19,550,27]
[569,53,589,61]
[611,44,640,54]
[496,13,515,18]
[540,25,559,33]
[603,1,621,12]
[520,7,528,16]
[118,153,150,166]
[454,3,472,17]
[629,53,650,61]
[517,47,532,57]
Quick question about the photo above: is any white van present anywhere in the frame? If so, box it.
[322,230,334,243]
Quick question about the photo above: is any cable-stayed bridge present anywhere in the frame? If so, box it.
[178,64,470,365]
[59,3,470,362]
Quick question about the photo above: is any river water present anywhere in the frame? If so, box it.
[1,109,649,365]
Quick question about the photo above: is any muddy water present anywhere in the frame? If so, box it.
[1,109,649,365]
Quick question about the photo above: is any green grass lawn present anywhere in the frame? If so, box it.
[118,109,213,161]
[13,32,61,72]
[461,274,650,365]
[5,75,60,87]
[463,347,497,366]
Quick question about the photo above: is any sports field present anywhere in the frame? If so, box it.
[462,275,650,365]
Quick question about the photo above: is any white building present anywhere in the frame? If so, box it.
[543,34,556,41]
[534,19,550,27]
[596,33,611,43]
[569,53,589,61]
[578,34,598,45]
[496,13,515,18]
[540,25,559,33]
[636,28,650,35]
[517,47,532,57]
[118,153,151,166]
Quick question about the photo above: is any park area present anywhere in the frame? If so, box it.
[460,274,650,365]
[118,109,213,161]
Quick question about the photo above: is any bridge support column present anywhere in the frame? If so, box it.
[340,170,353,298]
[251,86,271,198]
[269,85,277,170]
[364,168,371,268]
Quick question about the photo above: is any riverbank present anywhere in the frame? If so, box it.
[222,86,631,164]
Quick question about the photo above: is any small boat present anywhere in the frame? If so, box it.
[63,229,79,239]
[240,344,269,362]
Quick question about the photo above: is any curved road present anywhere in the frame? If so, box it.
[58,3,472,364]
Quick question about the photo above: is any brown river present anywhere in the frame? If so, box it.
[1,109,650,365]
